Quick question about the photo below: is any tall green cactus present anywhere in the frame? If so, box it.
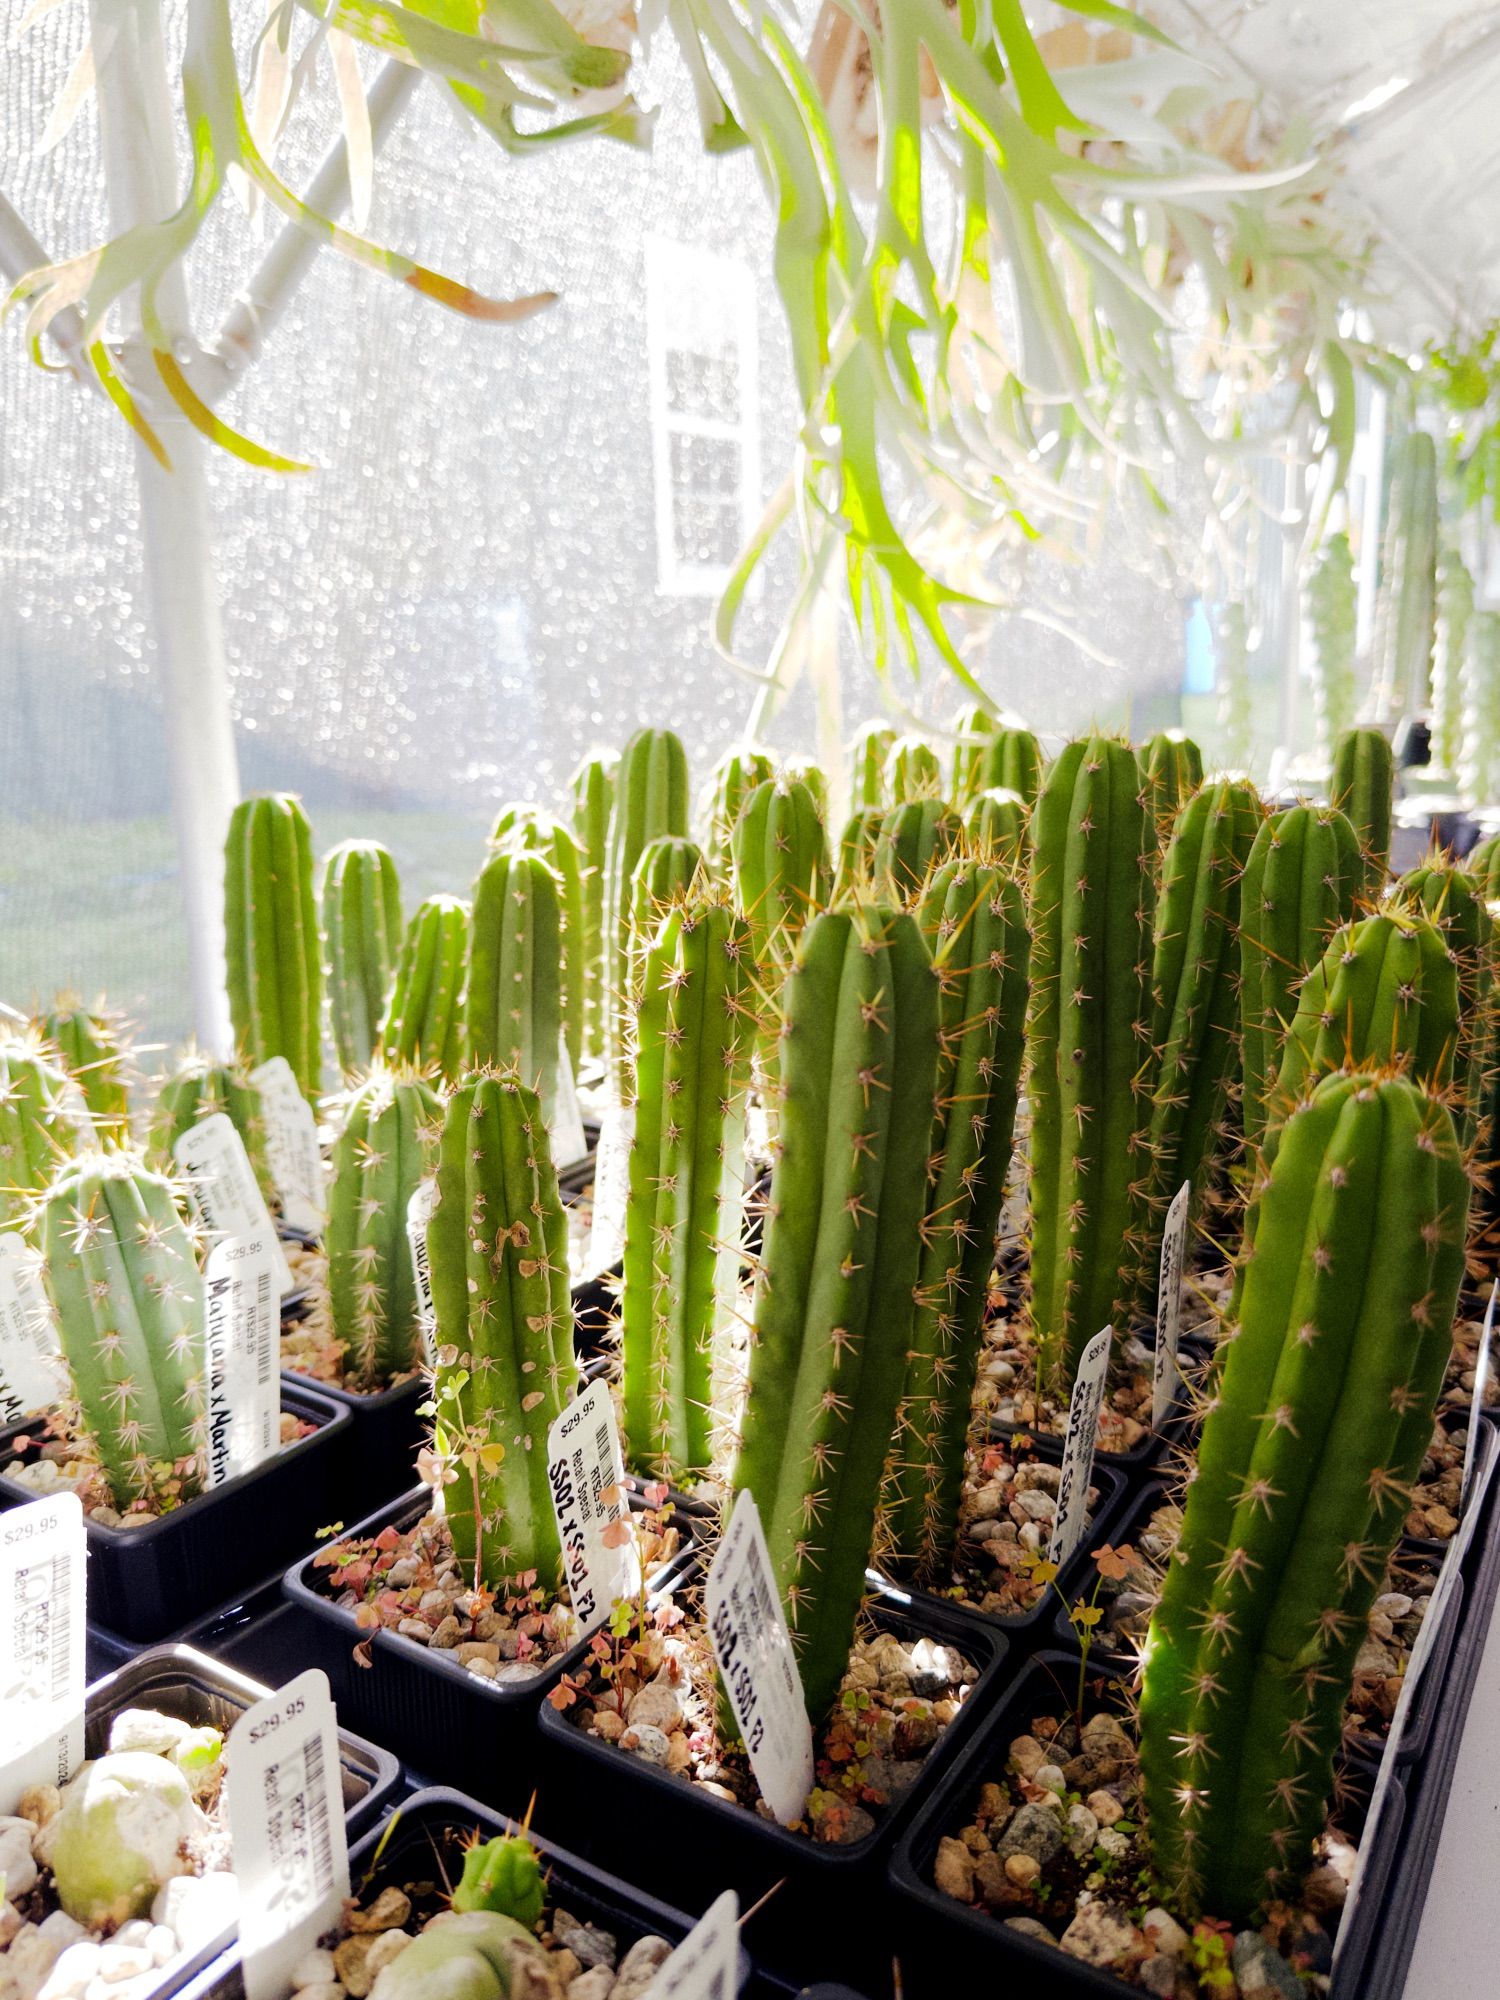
[42,1155,207,1509]
[1139,1069,1466,1922]
[873,798,961,904]
[320,840,402,1077]
[39,997,131,1141]
[1431,548,1475,778]
[885,734,944,802]
[780,756,829,827]
[622,898,753,1484]
[1137,732,1203,842]
[381,895,469,1083]
[948,702,996,801]
[1331,725,1394,896]
[729,778,829,973]
[962,787,1028,869]
[1398,857,1494,1150]
[626,835,705,1031]
[569,752,617,1067]
[148,1048,274,1204]
[833,808,884,900]
[1239,805,1361,1149]
[605,730,690,1092]
[224,793,323,1099]
[730,905,939,1723]
[466,850,562,1120]
[429,1075,578,1590]
[702,747,776,861]
[327,1067,445,1388]
[1460,611,1500,806]
[1027,735,1155,1396]
[1304,531,1358,759]
[1371,428,1438,718]
[887,859,1029,1582]
[489,810,586,1082]
[975,726,1043,808]
[0,1032,83,1230]
[848,722,896,811]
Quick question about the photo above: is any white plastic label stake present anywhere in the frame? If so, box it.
[250,1059,326,1235]
[203,1235,281,1487]
[406,1180,439,1368]
[547,1378,638,1640]
[1462,1281,1496,1514]
[1151,1181,1191,1429]
[553,1033,590,1170]
[228,1669,350,2000]
[587,1096,635,1276]
[706,1491,815,1828]
[174,1114,294,1295]
[0,1233,64,1423]
[1047,1325,1112,1567]
[642,1891,739,2000]
[0,1493,86,1813]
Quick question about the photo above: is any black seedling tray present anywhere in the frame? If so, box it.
[279,1367,427,1518]
[86,1567,324,1688]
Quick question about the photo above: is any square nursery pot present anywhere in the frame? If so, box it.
[0,1384,351,1642]
[536,1560,1011,1992]
[277,1368,427,1521]
[281,1485,695,1798]
[987,1332,1202,1485]
[887,1650,1405,2000]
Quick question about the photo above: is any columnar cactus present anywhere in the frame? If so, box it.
[1304,531,1358,758]
[605,729,690,1091]
[887,859,1029,1582]
[780,756,828,824]
[147,1048,273,1203]
[326,1067,445,1388]
[466,850,563,1120]
[1330,725,1394,895]
[848,721,896,810]
[1371,428,1438,718]
[380,895,469,1083]
[1136,732,1203,842]
[39,997,131,1140]
[0,1032,83,1229]
[948,702,996,801]
[569,752,617,1066]
[873,798,961,904]
[42,1154,207,1508]
[429,1075,579,1590]
[1460,611,1500,806]
[833,808,884,900]
[1027,735,1155,1395]
[320,840,402,1077]
[1139,1069,1466,1921]
[489,810,586,1081]
[729,777,829,972]
[1239,806,1361,1148]
[626,836,705,1032]
[962,787,1028,869]
[224,793,323,1099]
[702,747,776,861]
[622,898,754,1484]
[884,734,944,802]
[731,905,939,1722]
[974,726,1043,808]
[1431,548,1475,778]
[1398,857,1494,1150]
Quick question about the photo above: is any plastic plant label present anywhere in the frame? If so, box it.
[587,1096,635,1276]
[1047,1325,1112,1567]
[204,1234,281,1487]
[57,1080,95,1143]
[406,1180,439,1368]
[553,1032,590,1169]
[0,1232,64,1423]
[546,1377,638,1640]
[1151,1180,1191,1429]
[0,1493,86,1814]
[251,1058,326,1235]
[641,1891,739,2000]
[228,1669,350,2000]
[1461,1280,1496,1514]
[174,1114,294,1294]
[706,1490,815,1828]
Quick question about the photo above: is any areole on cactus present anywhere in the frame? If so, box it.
[38,996,132,1141]
[0,1031,87,1229]
[1136,731,1203,842]
[873,797,962,905]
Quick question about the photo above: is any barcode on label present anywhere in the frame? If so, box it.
[705,1492,814,1826]
[48,1553,71,1702]
[0,1494,85,1814]
[303,1735,334,1896]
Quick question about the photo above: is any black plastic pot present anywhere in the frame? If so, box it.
[280,1367,427,1518]
[86,1568,324,1688]
[888,1650,1403,1999]
[0,1384,350,1641]
[281,1484,694,1796]
[1403,1405,1478,1560]
[537,1561,1011,1991]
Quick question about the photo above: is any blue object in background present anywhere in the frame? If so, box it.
[1184,599,1215,694]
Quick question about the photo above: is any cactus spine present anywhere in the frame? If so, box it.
[948,703,996,801]
[321,840,402,1077]
[962,788,1028,869]
[42,1155,207,1508]
[873,799,961,904]
[848,722,896,810]
[224,793,323,1099]
[489,810,586,1082]
[975,727,1043,808]
[1136,732,1203,842]
[1238,806,1361,1148]
[605,730,690,1092]
[888,859,1029,1582]
[148,1049,273,1203]
[1027,736,1155,1395]
[429,1075,578,1590]
[1460,611,1500,805]
[729,779,829,973]
[381,895,469,1082]
[885,734,944,802]
[703,747,775,861]
[466,850,563,1121]
[1304,531,1358,758]
[1431,548,1474,777]
[39,998,131,1141]
[780,756,829,826]
[569,753,617,1066]
[1331,725,1394,895]
[0,1033,83,1229]
[327,1067,445,1387]
[1139,1070,1466,1921]
[622,899,753,1483]
[731,905,939,1723]
[833,808,884,900]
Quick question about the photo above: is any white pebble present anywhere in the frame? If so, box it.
[291,1951,338,1990]
[0,1819,38,1899]
[34,1941,100,2000]
[152,1872,239,1953]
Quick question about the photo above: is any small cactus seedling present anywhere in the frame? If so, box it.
[320,840,403,1077]
[0,1031,84,1230]
[884,734,944,803]
[429,1075,578,1592]
[326,1066,445,1387]
[833,807,885,901]
[1238,805,1361,1149]
[38,996,132,1141]
[1026,735,1155,1396]
[42,1153,207,1509]
[948,702,997,800]
[730,904,939,1723]
[887,858,1029,1582]
[622,898,754,1484]
[223,793,323,1099]
[605,729,691,1093]
[962,787,1029,869]
[1137,731,1204,842]
[569,751,618,1066]
[489,808,587,1082]
[466,849,563,1122]
[702,746,776,861]
[147,1047,274,1204]
[381,895,469,1083]
[452,1833,545,1925]
[1139,1069,1467,1922]
[848,721,896,810]
[1330,725,1394,896]
[973,726,1043,808]
[873,798,961,905]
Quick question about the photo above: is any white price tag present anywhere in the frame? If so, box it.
[406,1180,439,1369]
[1462,1282,1496,1513]
[228,1669,350,2000]
[174,1114,294,1295]
[1151,1181,1191,1429]
[0,1233,64,1422]
[204,1235,281,1487]
[1047,1325,1112,1567]
[587,1096,634,1276]
[57,1080,95,1143]
[546,1378,638,1640]
[706,1491,815,1828]
[553,1033,590,1170]
[642,1892,739,2000]
[0,1493,86,1813]
[250,1058,326,1235]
